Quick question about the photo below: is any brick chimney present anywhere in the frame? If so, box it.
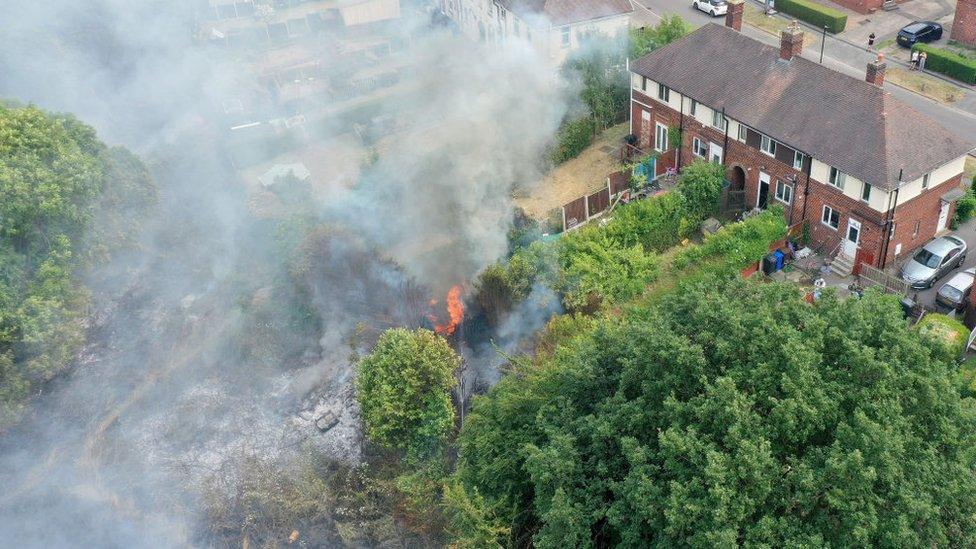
[951,0,976,47]
[780,20,804,61]
[726,0,744,31]
[866,53,886,86]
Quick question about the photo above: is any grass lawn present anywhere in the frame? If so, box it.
[743,5,816,47]
[964,155,976,182]
[886,67,963,103]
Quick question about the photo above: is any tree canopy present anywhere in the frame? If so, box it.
[452,279,976,547]
[357,328,460,461]
[0,104,155,428]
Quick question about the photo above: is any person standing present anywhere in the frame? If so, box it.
[919,51,928,71]
[910,49,920,70]
[868,32,876,48]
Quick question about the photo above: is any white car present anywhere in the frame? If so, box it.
[693,0,728,16]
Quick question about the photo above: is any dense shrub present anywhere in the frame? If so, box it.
[953,184,976,228]
[551,117,596,164]
[672,207,787,274]
[603,191,689,252]
[912,44,976,84]
[674,160,724,226]
[558,227,661,310]
[776,0,848,33]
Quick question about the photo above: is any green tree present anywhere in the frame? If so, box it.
[357,328,460,461]
[0,104,155,430]
[454,279,976,547]
[675,160,725,225]
[630,15,692,59]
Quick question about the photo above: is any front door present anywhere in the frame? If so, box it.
[938,201,950,232]
[757,172,770,209]
[843,218,861,258]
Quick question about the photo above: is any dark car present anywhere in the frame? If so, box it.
[897,21,943,47]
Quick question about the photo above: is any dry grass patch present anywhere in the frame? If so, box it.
[886,67,963,103]
[743,5,816,47]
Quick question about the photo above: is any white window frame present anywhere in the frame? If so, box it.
[775,180,793,204]
[828,167,846,190]
[655,122,668,152]
[658,83,670,103]
[760,135,776,156]
[860,182,871,202]
[689,99,697,116]
[560,26,570,47]
[692,137,707,157]
[711,110,726,130]
[922,173,931,189]
[793,151,803,170]
[737,124,748,142]
[822,205,840,230]
[913,220,921,238]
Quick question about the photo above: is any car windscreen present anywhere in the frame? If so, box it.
[939,284,964,303]
[914,248,942,268]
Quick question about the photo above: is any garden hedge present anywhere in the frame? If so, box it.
[912,44,976,84]
[775,0,847,33]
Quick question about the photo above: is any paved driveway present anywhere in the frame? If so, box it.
[902,219,976,308]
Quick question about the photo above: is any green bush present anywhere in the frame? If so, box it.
[912,44,976,84]
[551,117,596,164]
[953,185,976,228]
[604,191,689,252]
[674,161,725,226]
[957,354,976,398]
[672,207,787,274]
[775,0,847,33]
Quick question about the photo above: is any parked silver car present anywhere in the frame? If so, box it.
[900,235,968,289]
[936,268,976,312]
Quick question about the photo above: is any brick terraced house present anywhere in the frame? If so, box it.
[628,9,973,271]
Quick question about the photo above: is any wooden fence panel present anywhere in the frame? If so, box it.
[587,188,610,218]
[563,196,587,230]
[609,170,630,196]
[859,264,908,295]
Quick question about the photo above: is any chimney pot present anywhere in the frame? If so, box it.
[779,20,804,61]
[725,0,745,31]
[866,53,887,86]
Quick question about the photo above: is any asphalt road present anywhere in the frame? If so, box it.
[632,0,976,145]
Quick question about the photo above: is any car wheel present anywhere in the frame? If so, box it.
[710,9,716,15]
[959,255,967,267]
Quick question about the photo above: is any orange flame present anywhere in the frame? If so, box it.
[431,285,464,336]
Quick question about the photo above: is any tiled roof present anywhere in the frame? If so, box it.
[630,23,973,190]
[500,0,633,27]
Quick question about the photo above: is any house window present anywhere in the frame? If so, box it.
[793,151,803,170]
[658,84,670,103]
[641,76,647,92]
[822,205,840,229]
[712,110,726,130]
[693,137,707,157]
[760,135,776,156]
[775,180,793,204]
[689,99,697,116]
[922,173,931,189]
[861,182,871,202]
[737,124,747,142]
[829,167,846,189]
[560,26,570,47]
[913,220,921,237]
[655,122,668,152]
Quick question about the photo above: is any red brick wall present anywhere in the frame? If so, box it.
[884,174,963,266]
[952,0,976,46]
[627,94,965,268]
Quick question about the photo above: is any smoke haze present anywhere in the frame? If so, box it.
[0,0,570,546]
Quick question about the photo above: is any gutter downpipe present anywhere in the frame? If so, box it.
[800,155,813,233]
[879,170,902,270]
[678,95,685,169]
